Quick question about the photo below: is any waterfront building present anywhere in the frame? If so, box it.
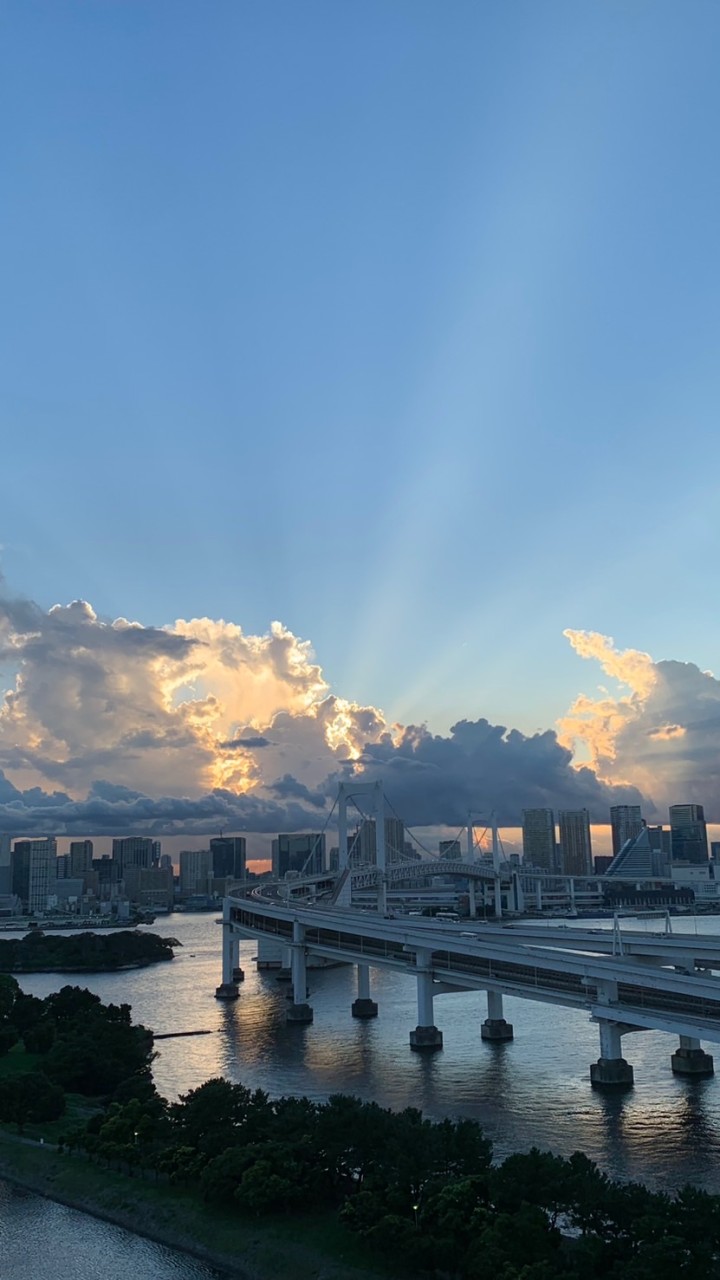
[522,808,556,871]
[210,836,246,880]
[12,837,57,913]
[69,839,94,877]
[610,805,643,856]
[179,849,212,895]
[124,866,174,911]
[557,810,592,876]
[669,804,708,864]
[112,836,154,872]
[272,833,325,878]
[151,840,162,865]
[56,853,71,879]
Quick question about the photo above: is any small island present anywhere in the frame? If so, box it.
[0,929,178,973]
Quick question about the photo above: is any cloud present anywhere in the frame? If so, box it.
[5,589,715,838]
[559,632,720,817]
[338,718,643,827]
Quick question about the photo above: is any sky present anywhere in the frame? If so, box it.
[1,2,720,855]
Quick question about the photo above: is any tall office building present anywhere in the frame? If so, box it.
[179,849,212,895]
[12,838,57,913]
[0,833,11,896]
[669,805,708,864]
[209,836,246,880]
[522,809,556,871]
[352,818,406,865]
[610,805,643,856]
[272,834,325,878]
[151,841,162,865]
[439,839,463,860]
[112,837,153,872]
[557,810,592,876]
[69,840,94,878]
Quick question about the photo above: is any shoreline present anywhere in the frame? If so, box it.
[0,1136,384,1280]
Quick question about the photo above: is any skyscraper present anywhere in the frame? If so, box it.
[179,849,212,895]
[558,810,592,876]
[12,838,57,913]
[69,840,94,878]
[609,805,643,856]
[272,834,325,878]
[112,837,153,872]
[522,809,556,871]
[209,836,246,880]
[669,805,708,864]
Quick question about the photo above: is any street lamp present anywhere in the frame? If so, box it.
[412,1201,419,1229]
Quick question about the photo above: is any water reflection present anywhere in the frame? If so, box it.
[9,914,720,1193]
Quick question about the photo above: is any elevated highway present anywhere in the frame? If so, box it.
[218,892,720,1087]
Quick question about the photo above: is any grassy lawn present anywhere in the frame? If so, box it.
[0,1134,392,1280]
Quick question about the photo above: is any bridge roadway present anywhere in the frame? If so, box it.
[218,894,720,1087]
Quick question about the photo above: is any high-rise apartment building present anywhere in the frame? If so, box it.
[0,833,11,896]
[209,836,246,880]
[557,810,592,876]
[179,849,212,895]
[669,805,708,864]
[610,805,643,856]
[12,838,57,913]
[522,809,556,871]
[112,837,154,872]
[69,840,94,878]
[351,819,406,866]
[271,834,325,878]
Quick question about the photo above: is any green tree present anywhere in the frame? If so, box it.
[0,1071,65,1133]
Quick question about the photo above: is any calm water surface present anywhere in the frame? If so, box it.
[6,912,720,1276]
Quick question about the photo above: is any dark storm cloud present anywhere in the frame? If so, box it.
[341,718,645,826]
[0,771,330,837]
[219,736,272,750]
[267,773,327,808]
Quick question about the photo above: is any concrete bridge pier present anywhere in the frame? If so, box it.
[481,989,513,1042]
[256,937,284,970]
[671,1035,714,1076]
[352,963,378,1018]
[287,922,313,1024]
[215,922,240,1000]
[410,949,443,1050]
[468,879,477,919]
[590,1019,633,1087]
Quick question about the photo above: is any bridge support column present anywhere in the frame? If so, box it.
[671,1036,714,1077]
[468,879,477,919]
[256,937,284,970]
[352,963,378,1018]
[481,989,513,1042]
[590,1020,633,1087]
[231,935,244,983]
[215,921,240,1000]
[410,949,442,1050]
[287,922,313,1024]
[275,945,293,983]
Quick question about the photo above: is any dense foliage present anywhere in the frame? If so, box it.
[0,981,155,1096]
[0,929,176,972]
[66,1074,720,1280]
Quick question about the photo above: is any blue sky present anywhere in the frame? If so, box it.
[2,0,720,747]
